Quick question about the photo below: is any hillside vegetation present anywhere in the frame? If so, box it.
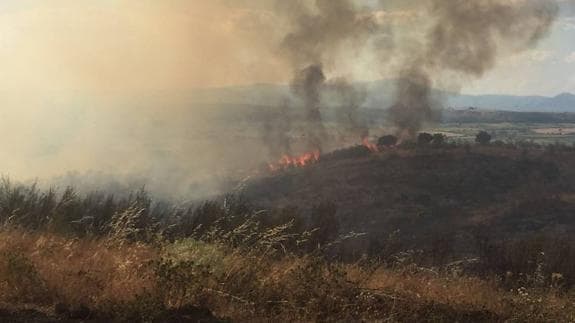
[1,142,575,321]
[245,143,575,257]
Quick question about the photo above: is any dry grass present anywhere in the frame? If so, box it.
[1,229,575,322]
[0,230,156,308]
[350,266,507,314]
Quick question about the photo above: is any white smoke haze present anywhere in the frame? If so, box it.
[0,0,561,199]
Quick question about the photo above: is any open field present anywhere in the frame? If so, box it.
[429,123,575,145]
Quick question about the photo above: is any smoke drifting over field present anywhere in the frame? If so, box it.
[0,0,561,198]
[291,64,327,153]
[264,0,559,158]
[265,0,378,156]
[329,78,369,141]
[388,0,559,137]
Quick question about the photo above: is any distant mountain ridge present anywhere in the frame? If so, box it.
[447,92,575,112]
[188,81,575,112]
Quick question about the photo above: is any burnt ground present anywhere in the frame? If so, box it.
[243,145,575,256]
[0,304,223,323]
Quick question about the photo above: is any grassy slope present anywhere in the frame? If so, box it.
[1,229,574,322]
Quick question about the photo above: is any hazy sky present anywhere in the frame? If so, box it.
[0,0,573,192]
[466,0,575,95]
[0,0,572,96]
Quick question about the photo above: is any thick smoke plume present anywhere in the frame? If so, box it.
[389,67,438,139]
[329,78,369,141]
[292,64,327,152]
[261,101,293,159]
[1,1,563,200]
[263,0,377,157]
[389,0,559,138]
[280,0,376,68]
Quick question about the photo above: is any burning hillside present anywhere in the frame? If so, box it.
[245,143,573,255]
[0,1,572,321]
[259,0,557,168]
[268,150,320,171]
[267,137,380,171]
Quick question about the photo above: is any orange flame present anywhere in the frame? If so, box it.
[362,137,379,153]
[269,150,320,171]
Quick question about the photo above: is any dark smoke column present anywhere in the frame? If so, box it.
[272,0,377,155]
[389,67,436,139]
[292,64,327,153]
[329,77,369,143]
[388,0,559,139]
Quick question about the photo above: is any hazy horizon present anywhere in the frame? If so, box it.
[0,0,572,96]
[0,0,573,198]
